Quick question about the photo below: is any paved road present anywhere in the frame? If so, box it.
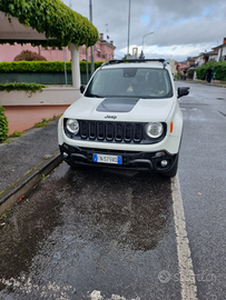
[178,81,226,300]
[0,82,226,300]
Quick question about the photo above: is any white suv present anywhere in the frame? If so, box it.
[58,59,189,177]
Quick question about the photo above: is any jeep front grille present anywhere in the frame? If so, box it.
[79,120,143,143]
[64,119,166,144]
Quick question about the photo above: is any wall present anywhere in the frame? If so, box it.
[0,43,70,62]
[0,35,115,62]
[1,87,80,106]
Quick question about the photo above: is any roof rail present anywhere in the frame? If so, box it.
[103,59,165,66]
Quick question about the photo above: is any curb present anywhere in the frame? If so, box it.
[0,150,63,216]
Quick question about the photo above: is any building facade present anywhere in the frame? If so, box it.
[0,33,115,62]
[212,38,226,62]
[194,51,218,66]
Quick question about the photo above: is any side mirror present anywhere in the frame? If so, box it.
[178,87,190,98]
[80,85,86,94]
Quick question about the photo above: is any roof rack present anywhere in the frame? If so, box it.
[101,58,165,67]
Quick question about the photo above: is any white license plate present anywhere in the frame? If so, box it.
[93,154,122,165]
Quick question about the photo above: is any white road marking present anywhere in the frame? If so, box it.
[171,175,198,300]
[0,276,76,299]
[89,290,140,300]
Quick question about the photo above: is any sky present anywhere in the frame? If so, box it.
[62,0,226,62]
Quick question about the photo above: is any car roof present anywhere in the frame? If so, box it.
[101,59,170,70]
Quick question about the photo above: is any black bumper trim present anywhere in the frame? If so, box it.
[60,144,178,173]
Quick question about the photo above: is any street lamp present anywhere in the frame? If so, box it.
[127,0,131,58]
[142,31,154,53]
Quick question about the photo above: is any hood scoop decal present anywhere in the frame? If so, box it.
[96,97,139,113]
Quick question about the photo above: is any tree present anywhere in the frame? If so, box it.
[138,50,145,60]
[14,50,47,61]
[122,54,132,59]
[0,0,99,48]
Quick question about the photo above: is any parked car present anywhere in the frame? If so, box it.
[58,59,189,177]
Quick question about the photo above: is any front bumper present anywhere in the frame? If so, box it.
[60,143,178,173]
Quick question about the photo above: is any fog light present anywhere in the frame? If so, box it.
[63,152,69,158]
[160,160,168,167]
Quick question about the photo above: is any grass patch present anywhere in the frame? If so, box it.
[34,118,48,128]
[9,131,24,138]
[34,114,62,128]
[0,212,7,221]
[1,139,11,144]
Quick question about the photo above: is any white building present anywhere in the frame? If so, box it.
[194,51,218,66]
[212,38,226,62]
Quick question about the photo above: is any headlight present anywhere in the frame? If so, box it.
[66,119,79,135]
[145,122,164,139]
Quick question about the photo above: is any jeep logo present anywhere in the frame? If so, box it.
[104,115,117,120]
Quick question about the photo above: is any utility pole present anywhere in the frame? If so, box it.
[90,0,94,75]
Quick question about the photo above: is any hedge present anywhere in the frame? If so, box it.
[0,105,8,142]
[0,82,46,92]
[196,61,226,81]
[0,61,104,74]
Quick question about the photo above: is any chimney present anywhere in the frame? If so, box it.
[223,37,226,44]
[99,33,104,40]
[110,41,113,46]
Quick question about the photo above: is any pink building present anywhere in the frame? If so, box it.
[0,33,115,62]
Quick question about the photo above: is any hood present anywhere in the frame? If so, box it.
[96,97,139,113]
[64,96,175,122]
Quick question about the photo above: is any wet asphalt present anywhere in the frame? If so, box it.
[0,165,181,300]
[178,82,226,300]
[0,82,226,300]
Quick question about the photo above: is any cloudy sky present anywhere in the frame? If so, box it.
[62,0,226,62]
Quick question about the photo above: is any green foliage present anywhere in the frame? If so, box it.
[0,82,46,93]
[213,61,226,81]
[0,105,9,142]
[122,54,132,59]
[0,0,99,48]
[196,61,216,80]
[94,61,104,70]
[34,114,62,127]
[0,61,103,74]
[0,61,71,73]
[34,118,48,128]
[14,50,47,61]
[9,131,24,138]
[46,114,62,122]
[196,61,226,81]
[187,68,195,76]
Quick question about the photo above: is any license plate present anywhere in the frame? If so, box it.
[93,154,122,165]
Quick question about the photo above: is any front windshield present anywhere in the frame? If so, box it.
[85,67,173,99]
